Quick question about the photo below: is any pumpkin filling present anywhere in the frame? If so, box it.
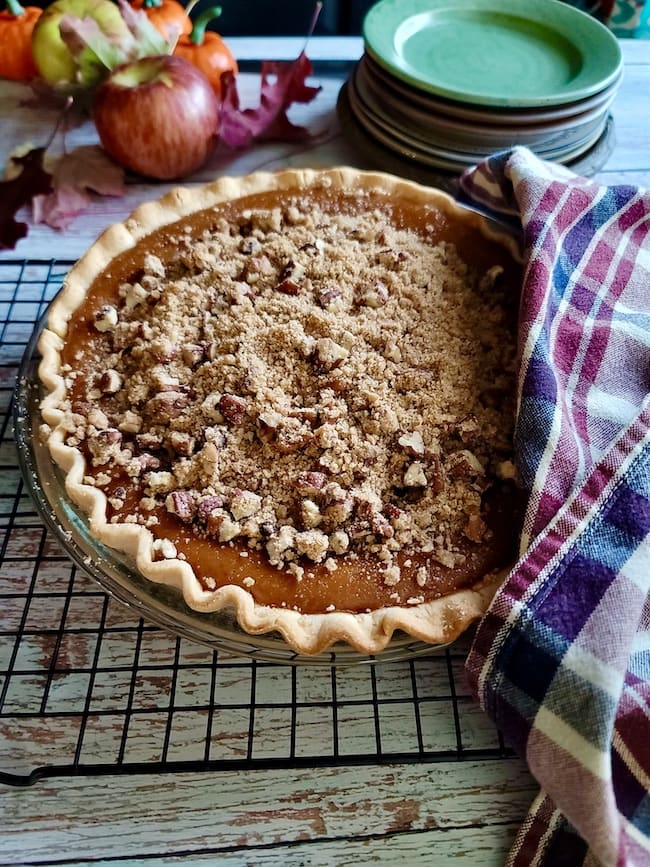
[50,186,521,616]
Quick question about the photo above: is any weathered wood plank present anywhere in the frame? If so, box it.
[61,823,523,867]
[1,760,536,864]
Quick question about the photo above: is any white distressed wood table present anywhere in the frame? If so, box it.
[0,36,647,867]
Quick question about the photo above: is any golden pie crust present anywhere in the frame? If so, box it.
[38,167,522,654]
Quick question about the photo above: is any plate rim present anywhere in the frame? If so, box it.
[363,0,623,108]
[358,53,623,127]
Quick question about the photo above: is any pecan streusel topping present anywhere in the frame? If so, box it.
[56,192,518,598]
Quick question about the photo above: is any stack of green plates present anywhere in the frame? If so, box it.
[341,0,623,173]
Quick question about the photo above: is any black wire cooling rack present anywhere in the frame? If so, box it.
[0,259,512,787]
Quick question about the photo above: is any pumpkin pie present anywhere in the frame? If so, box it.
[38,167,522,654]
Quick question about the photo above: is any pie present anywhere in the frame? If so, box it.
[38,167,522,654]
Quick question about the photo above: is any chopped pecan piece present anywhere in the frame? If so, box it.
[322,376,348,393]
[127,453,161,476]
[201,394,224,422]
[296,471,327,496]
[149,391,190,421]
[383,503,403,521]
[257,409,282,432]
[370,512,394,539]
[151,369,181,392]
[318,286,342,308]
[197,495,224,518]
[165,491,195,523]
[87,407,109,430]
[219,394,247,424]
[447,450,485,479]
[457,414,481,444]
[288,407,318,425]
[428,454,446,493]
[99,369,122,394]
[275,278,301,296]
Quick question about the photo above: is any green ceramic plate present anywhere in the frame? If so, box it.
[363,0,622,107]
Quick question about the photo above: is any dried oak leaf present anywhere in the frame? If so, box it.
[32,146,125,231]
[219,52,322,148]
[0,148,53,251]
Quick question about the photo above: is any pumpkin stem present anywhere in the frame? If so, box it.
[143,0,163,7]
[6,0,27,16]
[190,5,221,45]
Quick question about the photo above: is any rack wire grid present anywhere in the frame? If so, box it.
[0,259,512,787]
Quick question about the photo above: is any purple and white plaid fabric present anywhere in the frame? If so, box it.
[459,148,650,867]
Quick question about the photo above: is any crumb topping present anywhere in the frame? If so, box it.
[59,194,517,594]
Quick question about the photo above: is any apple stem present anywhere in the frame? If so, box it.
[143,0,163,7]
[44,96,73,153]
[6,0,27,16]
[189,5,221,45]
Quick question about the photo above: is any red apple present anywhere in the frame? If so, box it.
[93,55,220,181]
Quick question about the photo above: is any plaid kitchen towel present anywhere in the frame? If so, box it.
[459,148,650,867]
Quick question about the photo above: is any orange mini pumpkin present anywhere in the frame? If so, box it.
[130,0,191,42]
[0,0,41,81]
[173,6,237,97]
